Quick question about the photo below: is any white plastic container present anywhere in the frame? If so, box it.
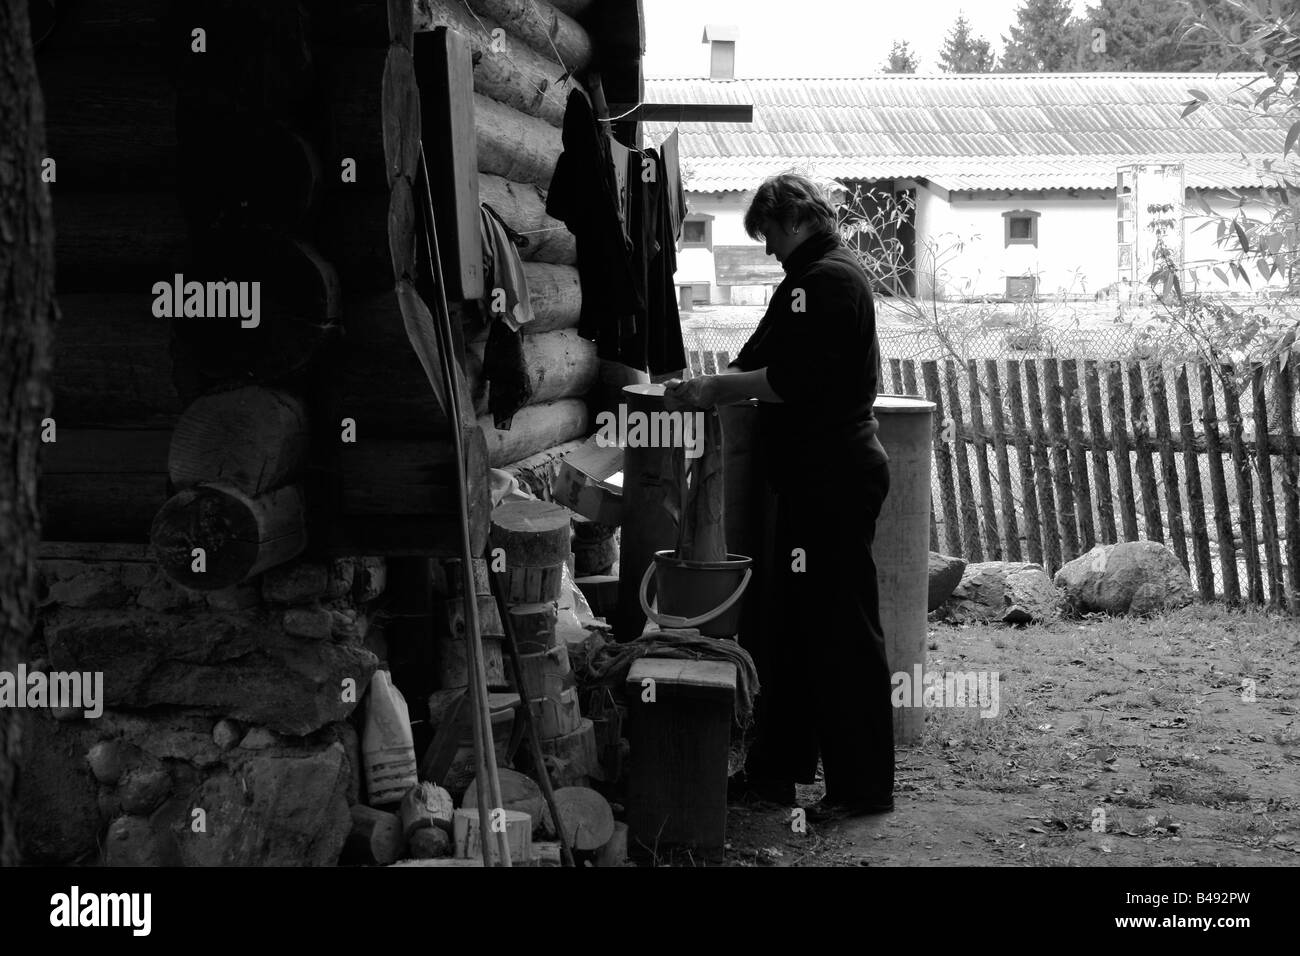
[363,669,418,806]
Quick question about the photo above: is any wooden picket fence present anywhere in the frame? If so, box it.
[885,356,1300,614]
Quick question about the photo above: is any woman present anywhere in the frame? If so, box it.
[664,173,893,824]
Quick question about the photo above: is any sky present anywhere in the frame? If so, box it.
[642,0,1091,77]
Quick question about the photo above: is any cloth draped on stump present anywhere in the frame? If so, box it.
[578,628,760,728]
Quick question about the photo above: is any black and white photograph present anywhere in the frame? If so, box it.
[0,0,1295,932]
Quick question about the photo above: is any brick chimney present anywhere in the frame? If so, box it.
[702,24,738,80]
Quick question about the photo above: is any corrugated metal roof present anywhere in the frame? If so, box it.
[641,74,1296,191]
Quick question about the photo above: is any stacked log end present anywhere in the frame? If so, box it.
[150,387,309,589]
[488,500,601,788]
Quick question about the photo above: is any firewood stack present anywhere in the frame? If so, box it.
[490,500,600,788]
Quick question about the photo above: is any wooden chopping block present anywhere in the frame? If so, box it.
[550,786,614,852]
[500,563,564,604]
[462,766,545,829]
[508,601,558,653]
[438,632,507,689]
[512,642,570,699]
[540,717,599,781]
[490,499,572,566]
[439,556,491,597]
[452,808,532,864]
[345,805,404,865]
[443,594,504,637]
[596,821,628,867]
[574,574,619,618]
[399,781,455,838]
[529,686,582,739]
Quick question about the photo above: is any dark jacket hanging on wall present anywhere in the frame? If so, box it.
[546,90,686,375]
[545,89,639,359]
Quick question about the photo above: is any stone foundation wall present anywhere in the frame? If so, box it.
[20,547,387,865]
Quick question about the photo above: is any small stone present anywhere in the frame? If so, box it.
[87,740,127,785]
[328,559,356,600]
[352,557,387,602]
[118,767,172,815]
[207,585,262,610]
[239,727,280,750]
[263,562,330,605]
[409,827,450,859]
[137,570,202,611]
[212,719,242,751]
[330,608,368,642]
[105,815,179,867]
[283,606,333,640]
[47,568,128,609]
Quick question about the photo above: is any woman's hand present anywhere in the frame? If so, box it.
[663,376,719,411]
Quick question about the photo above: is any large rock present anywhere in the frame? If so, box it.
[45,610,378,735]
[1054,541,1194,615]
[928,552,966,611]
[944,561,1060,624]
[16,710,102,863]
[165,739,353,866]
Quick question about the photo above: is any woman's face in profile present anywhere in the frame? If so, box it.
[761,217,804,264]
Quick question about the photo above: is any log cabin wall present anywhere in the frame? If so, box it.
[22,0,644,866]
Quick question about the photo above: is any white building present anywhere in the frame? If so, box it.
[643,71,1296,304]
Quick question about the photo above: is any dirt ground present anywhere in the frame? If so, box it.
[700,603,1300,867]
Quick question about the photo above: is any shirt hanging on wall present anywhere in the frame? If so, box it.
[478,202,535,428]
[608,135,632,247]
[546,88,640,361]
[546,89,685,375]
[659,129,687,245]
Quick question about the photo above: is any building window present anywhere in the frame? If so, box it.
[1006,275,1037,301]
[681,215,713,250]
[1003,209,1040,247]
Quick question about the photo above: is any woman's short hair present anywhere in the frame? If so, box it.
[743,173,838,241]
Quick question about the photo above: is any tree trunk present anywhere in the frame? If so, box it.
[0,0,57,867]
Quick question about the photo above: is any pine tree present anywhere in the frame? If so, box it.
[883,39,919,73]
[1001,0,1081,72]
[938,13,998,73]
[1073,0,1253,71]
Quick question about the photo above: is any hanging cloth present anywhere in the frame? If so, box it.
[659,129,688,245]
[478,202,535,428]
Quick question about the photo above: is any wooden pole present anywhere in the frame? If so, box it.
[1024,360,1061,572]
[1107,361,1139,541]
[1251,364,1285,610]
[418,144,511,866]
[1147,364,1189,571]
[1199,364,1240,605]
[985,360,1021,562]
[1127,361,1163,543]
[924,361,961,558]
[1279,360,1300,613]
[967,360,1000,560]
[944,360,982,562]
[1007,361,1042,566]
[1175,366,1215,601]
[1222,364,1264,604]
[1062,359,1095,553]
[1043,358,1078,564]
[1083,360,1116,545]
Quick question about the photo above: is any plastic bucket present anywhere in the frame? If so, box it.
[639,550,753,638]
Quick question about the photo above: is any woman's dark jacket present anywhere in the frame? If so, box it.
[732,231,888,493]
